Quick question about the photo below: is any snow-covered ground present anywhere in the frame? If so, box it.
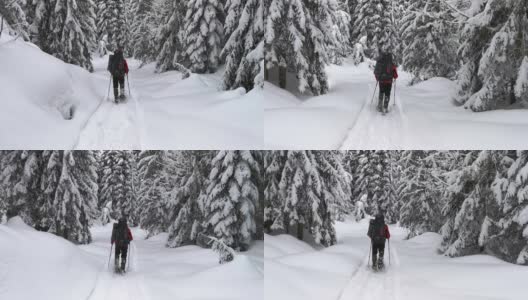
[0,33,263,149]
[0,217,263,300]
[265,60,528,150]
[265,217,528,300]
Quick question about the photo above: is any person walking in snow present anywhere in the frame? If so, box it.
[374,50,398,113]
[107,46,129,102]
[111,216,133,273]
[367,213,390,271]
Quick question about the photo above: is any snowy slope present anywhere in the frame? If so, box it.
[0,33,103,149]
[264,217,528,300]
[0,218,263,300]
[0,33,263,149]
[0,217,100,300]
[265,61,528,149]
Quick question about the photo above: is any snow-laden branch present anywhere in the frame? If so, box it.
[440,0,470,19]
[198,232,236,264]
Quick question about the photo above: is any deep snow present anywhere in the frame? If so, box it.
[264,60,528,150]
[264,217,528,300]
[0,33,263,149]
[0,217,263,300]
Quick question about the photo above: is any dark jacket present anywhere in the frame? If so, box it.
[367,216,390,244]
[107,52,129,76]
[374,55,398,84]
[111,221,133,245]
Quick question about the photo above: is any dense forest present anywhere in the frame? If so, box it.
[0,0,263,91]
[263,150,528,265]
[0,150,264,253]
[264,0,528,111]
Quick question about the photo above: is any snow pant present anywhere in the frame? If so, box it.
[372,242,385,269]
[378,82,392,109]
[113,75,125,100]
[114,243,128,271]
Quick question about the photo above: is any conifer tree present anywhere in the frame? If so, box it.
[401,0,458,83]
[222,0,264,91]
[155,0,187,72]
[489,151,528,264]
[137,151,170,237]
[183,0,224,73]
[53,151,98,244]
[265,0,337,95]
[166,151,210,247]
[204,151,259,250]
[453,0,528,111]
[439,151,504,257]
[46,0,97,71]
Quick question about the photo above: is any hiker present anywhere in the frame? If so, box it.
[374,50,398,113]
[107,46,129,102]
[367,213,390,271]
[111,216,133,273]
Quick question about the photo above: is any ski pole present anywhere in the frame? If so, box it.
[107,244,113,270]
[126,74,131,97]
[388,239,392,266]
[107,76,112,101]
[126,242,131,272]
[392,80,397,108]
[370,82,378,107]
[368,242,372,267]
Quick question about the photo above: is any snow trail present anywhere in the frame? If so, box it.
[75,97,142,149]
[338,241,401,300]
[86,242,151,300]
[339,81,407,149]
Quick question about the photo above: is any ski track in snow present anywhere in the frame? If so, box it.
[86,243,151,300]
[337,242,401,300]
[74,93,142,150]
[339,82,407,150]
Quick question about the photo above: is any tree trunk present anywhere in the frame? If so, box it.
[296,222,304,241]
[279,66,287,89]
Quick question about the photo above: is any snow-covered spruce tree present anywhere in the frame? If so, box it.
[53,151,98,244]
[155,0,187,72]
[182,0,224,73]
[130,0,156,64]
[98,151,134,219]
[0,151,43,222]
[166,151,211,247]
[515,56,528,105]
[222,0,264,91]
[279,151,337,246]
[488,151,528,264]
[95,0,108,41]
[439,151,505,257]
[453,0,528,111]
[400,0,458,84]
[351,151,397,222]
[204,151,260,251]
[46,0,97,71]
[36,151,63,231]
[136,151,170,237]
[263,151,286,233]
[265,0,337,95]
[329,2,352,64]
[0,0,29,39]
[398,151,445,238]
[352,0,396,58]
[314,151,352,221]
[101,0,127,50]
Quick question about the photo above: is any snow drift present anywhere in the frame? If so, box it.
[265,218,528,300]
[0,217,99,300]
[0,33,103,149]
